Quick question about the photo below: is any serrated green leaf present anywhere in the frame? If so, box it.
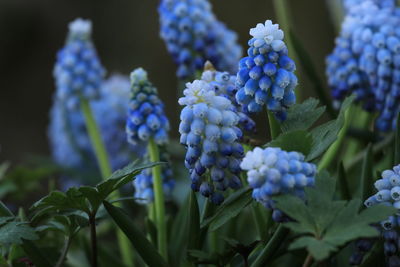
[32,189,90,214]
[277,169,397,262]
[96,161,162,200]
[289,237,336,261]
[281,98,326,133]
[307,95,355,161]
[267,130,313,156]
[273,195,315,235]
[0,217,14,225]
[201,187,252,231]
[0,221,38,245]
[103,201,168,267]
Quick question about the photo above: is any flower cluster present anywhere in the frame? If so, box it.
[133,151,175,205]
[49,74,134,178]
[178,79,244,204]
[158,0,242,80]
[235,20,297,121]
[126,68,170,146]
[326,1,400,131]
[200,64,256,133]
[240,147,316,222]
[53,18,105,110]
[361,164,400,265]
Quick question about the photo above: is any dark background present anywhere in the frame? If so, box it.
[0,0,337,163]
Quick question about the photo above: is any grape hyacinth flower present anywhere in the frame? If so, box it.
[235,20,298,121]
[158,0,242,80]
[178,79,244,205]
[53,18,105,110]
[133,151,175,205]
[126,68,170,147]
[49,74,134,183]
[362,164,400,264]
[240,147,316,222]
[326,1,400,131]
[200,63,256,133]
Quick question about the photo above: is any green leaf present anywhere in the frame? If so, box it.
[281,98,326,133]
[32,189,90,214]
[267,130,313,156]
[307,95,355,161]
[96,161,162,200]
[289,237,336,261]
[103,201,168,267]
[274,169,397,261]
[201,187,252,231]
[0,221,38,245]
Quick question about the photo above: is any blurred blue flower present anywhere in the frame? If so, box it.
[49,74,135,183]
[53,18,105,110]
[327,1,400,131]
[158,0,242,80]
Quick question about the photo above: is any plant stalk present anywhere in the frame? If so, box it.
[318,105,353,171]
[80,98,134,266]
[89,215,98,267]
[148,138,168,260]
[302,253,313,267]
[267,111,281,140]
[55,236,72,267]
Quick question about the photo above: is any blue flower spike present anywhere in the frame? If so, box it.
[126,68,175,206]
[178,76,245,205]
[126,68,170,147]
[53,18,106,110]
[235,20,298,121]
[326,0,400,131]
[240,147,316,222]
[158,0,242,80]
[49,74,135,180]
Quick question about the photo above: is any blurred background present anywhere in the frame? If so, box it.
[0,0,337,164]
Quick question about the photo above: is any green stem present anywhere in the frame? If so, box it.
[148,138,168,260]
[251,225,288,267]
[80,98,133,266]
[80,98,112,179]
[267,111,281,140]
[318,105,353,171]
[89,214,98,267]
[343,107,372,163]
[55,236,72,267]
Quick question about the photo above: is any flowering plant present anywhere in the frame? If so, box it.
[3,1,400,267]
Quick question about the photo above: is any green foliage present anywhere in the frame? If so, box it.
[0,221,38,245]
[267,130,313,156]
[103,201,168,267]
[273,171,396,261]
[307,95,355,161]
[281,98,325,133]
[32,161,161,215]
[201,187,252,232]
